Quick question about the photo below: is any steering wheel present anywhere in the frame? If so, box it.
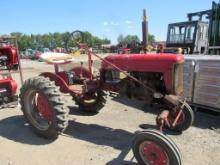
[65,30,84,53]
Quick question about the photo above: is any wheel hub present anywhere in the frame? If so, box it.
[37,94,52,121]
[169,109,185,126]
[140,141,168,165]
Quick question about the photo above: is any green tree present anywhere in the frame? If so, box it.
[117,34,140,45]
[117,34,124,44]
[10,31,111,51]
[125,35,140,43]
[117,34,155,45]
[148,34,155,44]
[101,38,111,44]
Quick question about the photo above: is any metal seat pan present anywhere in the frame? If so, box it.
[40,52,75,65]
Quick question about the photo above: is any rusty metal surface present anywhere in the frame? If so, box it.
[184,55,220,111]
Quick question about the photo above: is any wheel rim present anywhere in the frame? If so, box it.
[139,141,169,165]
[37,94,52,121]
[24,89,52,131]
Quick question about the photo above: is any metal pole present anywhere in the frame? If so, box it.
[54,64,59,73]
[15,39,24,85]
[88,49,93,80]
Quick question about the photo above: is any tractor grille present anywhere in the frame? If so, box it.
[173,64,183,95]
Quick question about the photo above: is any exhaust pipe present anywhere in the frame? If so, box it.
[142,9,148,53]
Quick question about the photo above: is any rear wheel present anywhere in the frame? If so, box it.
[19,76,69,139]
[75,90,106,113]
[132,129,182,165]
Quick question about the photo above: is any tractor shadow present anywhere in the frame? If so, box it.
[0,115,53,145]
[65,120,137,164]
[111,96,160,115]
[65,120,133,150]
[192,110,220,131]
[68,95,160,117]
[0,115,137,164]
[68,106,99,116]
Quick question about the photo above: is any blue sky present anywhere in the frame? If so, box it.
[0,0,214,43]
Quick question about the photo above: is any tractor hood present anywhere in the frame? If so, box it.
[101,53,184,72]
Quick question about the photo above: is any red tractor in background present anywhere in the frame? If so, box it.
[0,36,23,108]
[19,31,193,165]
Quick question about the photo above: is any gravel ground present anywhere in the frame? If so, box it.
[0,59,219,165]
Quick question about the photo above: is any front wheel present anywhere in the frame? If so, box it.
[132,129,182,165]
[19,76,69,139]
[166,102,194,132]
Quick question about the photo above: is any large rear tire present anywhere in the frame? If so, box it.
[132,129,182,165]
[19,76,69,139]
[75,90,106,113]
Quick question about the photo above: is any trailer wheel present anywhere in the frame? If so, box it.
[19,76,69,139]
[132,129,182,165]
[167,102,194,132]
[75,90,106,113]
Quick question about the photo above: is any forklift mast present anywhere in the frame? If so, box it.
[166,21,209,54]
[166,1,220,55]
[208,1,220,54]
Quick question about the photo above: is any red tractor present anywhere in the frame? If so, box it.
[0,36,23,108]
[19,31,193,165]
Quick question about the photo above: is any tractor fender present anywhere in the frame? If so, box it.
[0,78,18,96]
[70,66,95,79]
[9,79,18,96]
[40,72,70,93]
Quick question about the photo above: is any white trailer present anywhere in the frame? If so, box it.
[183,55,220,112]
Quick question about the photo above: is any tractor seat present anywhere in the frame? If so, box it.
[40,52,75,65]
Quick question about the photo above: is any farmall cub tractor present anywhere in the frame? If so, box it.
[19,31,193,165]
